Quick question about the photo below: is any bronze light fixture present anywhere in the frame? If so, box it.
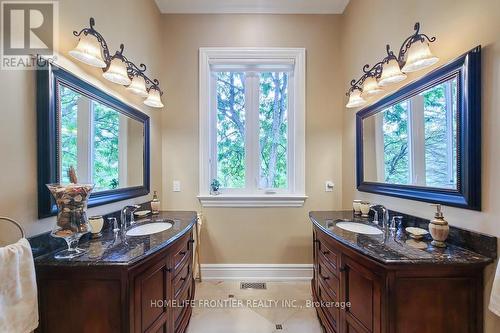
[346,22,438,108]
[69,18,164,108]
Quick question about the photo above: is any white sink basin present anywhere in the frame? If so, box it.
[336,222,383,235]
[126,222,173,236]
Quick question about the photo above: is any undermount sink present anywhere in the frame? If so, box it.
[335,221,383,235]
[126,222,173,236]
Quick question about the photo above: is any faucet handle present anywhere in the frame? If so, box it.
[109,217,119,232]
[370,207,379,225]
[390,215,403,230]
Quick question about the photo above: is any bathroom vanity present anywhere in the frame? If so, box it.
[33,211,197,333]
[310,211,496,333]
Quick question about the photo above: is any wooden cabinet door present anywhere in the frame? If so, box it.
[134,258,171,333]
[340,254,382,333]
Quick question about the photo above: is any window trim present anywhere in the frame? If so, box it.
[198,47,306,207]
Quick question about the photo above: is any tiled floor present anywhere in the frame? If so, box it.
[186,280,323,333]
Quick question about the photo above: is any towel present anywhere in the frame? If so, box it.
[489,260,500,317]
[0,238,39,333]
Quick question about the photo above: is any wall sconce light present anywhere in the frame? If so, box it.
[127,75,149,98]
[346,22,438,108]
[144,87,165,108]
[70,18,164,108]
[346,88,366,108]
[361,75,384,97]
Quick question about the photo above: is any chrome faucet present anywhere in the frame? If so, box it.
[121,205,140,231]
[370,205,389,231]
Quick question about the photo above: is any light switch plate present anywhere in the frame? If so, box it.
[173,180,181,192]
[325,181,334,192]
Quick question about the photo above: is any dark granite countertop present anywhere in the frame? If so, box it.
[310,211,494,265]
[34,211,197,267]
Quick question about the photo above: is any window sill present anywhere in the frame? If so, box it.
[197,194,308,207]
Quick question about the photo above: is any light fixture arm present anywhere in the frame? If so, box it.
[346,60,385,96]
[72,17,164,95]
[345,22,436,97]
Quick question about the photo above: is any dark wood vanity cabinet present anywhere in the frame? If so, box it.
[36,230,195,333]
[312,227,485,333]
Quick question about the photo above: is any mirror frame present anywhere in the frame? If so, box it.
[356,46,481,210]
[36,61,150,218]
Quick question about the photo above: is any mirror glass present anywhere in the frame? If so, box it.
[58,83,144,192]
[362,75,458,189]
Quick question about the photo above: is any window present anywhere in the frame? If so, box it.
[199,48,306,207]
[59,84,144,192]
[372,77,458,189]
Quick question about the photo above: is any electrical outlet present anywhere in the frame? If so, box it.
[325,181,334,192]
[173,180,181,192]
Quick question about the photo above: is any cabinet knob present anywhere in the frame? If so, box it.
[321,274,330,281]
[339,266,346,272]
[188,239,195,244]
[322,250,330,255]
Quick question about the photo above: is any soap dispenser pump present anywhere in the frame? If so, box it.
[428,204,449,248]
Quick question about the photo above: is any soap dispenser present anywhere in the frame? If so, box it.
[428,204,449,247]
[151,191,160,215]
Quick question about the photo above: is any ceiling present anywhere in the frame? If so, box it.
[154,0,351,14]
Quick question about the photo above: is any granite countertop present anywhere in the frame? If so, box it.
[34,211,197,267]
[310,211,494,265]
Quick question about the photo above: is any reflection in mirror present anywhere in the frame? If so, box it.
[363,76,457,189]
[59,84,144,192]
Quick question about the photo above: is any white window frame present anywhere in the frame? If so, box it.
[61,96,127,189]
[198,48,307,207]
[375,80,456,187]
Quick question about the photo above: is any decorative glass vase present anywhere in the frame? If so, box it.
[46,183,94,259]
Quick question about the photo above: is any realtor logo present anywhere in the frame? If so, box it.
[1,1,58,69]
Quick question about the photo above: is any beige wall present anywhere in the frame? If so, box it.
[160,14,344,263]
[0,0,163,244]
[340,0,500,330]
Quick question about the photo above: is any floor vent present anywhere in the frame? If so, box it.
[275,324,283,330]
[240,282,267,290]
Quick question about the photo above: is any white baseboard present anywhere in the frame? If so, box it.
[200,264,313,281]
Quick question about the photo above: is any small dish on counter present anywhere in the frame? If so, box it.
[134,210,151,218]
[405,239,428,249]
[405,227,429,240]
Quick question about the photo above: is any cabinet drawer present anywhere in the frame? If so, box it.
[317,235,339,276]
[172,235,193,272]
[318,253,340,300]
[173,260,192,298]
[318,278,340,333]
[174,280,193,330]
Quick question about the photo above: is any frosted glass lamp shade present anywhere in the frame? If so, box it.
[127,75,149,97]
[362,76,384,97]
[346,90,366,108]
[69,35,106,68]
[378,59,407,87]
[103,58,131,85]
[401,40,439,73]
[144,89,164,108]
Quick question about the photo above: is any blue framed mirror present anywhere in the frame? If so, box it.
[356,46,481,210]
[36,61,150,218]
